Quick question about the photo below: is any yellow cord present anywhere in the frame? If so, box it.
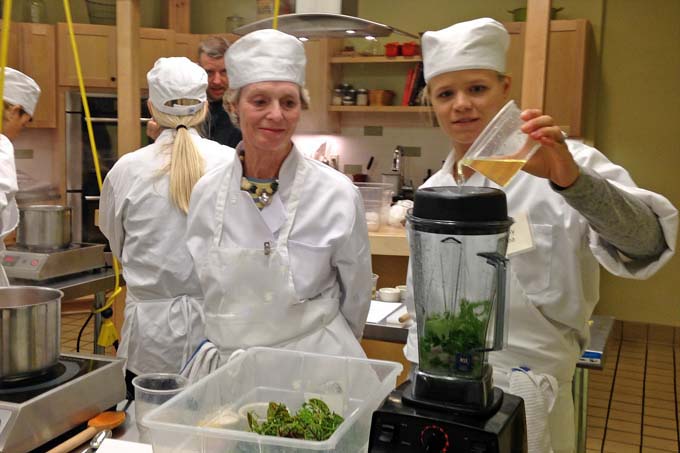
[63,0,121,315]
[272,0,280,30]
[0,0,13,135]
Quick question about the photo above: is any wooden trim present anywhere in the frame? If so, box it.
[520,0,552,110]
[329,105,432,113]
[330,55,422,64]
[116,0,141,156]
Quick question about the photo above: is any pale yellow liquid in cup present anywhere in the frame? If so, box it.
[459,157,527,187]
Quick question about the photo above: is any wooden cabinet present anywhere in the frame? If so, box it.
[175,32,201,61]
[57,23,117,88]
[505,19,589,137]
[0,23,57,128]
[21,24,57,128]
[139,28,176,89]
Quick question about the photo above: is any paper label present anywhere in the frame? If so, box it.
[507,212,535,256]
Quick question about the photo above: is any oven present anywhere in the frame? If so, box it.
[65,92,151,244]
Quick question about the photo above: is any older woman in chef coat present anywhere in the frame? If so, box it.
[181,29,371,380]
[0,68,40,285]
[403,18,678,453]
[99,58,233,397]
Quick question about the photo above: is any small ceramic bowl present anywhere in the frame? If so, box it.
[378,287,400,302]
[238,402,271,424]
[396,285,408,301]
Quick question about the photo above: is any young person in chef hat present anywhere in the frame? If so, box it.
[99,57,234,399]
[0,68,41,285]
[402,18,678,453]
[180,29,371,381]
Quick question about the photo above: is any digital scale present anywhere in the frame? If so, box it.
[0,243,106,281]
[0,353,125,453]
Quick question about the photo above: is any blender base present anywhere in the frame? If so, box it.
[403,380,504,418]
[369,381,527,452]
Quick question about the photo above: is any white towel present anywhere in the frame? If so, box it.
[180,340,222,383]
[508,367,558,453]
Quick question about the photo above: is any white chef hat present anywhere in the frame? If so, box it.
[226,29,306,90]
[147,57,208,116]
[3,67,41,116]
[422,18,509,83]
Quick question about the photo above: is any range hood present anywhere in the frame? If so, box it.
[233,13,418,39]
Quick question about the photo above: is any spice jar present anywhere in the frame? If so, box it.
[342,95,355,106]
[356,89,369,106]
[332,89,343,106]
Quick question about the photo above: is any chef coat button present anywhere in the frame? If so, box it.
[231,197,237,204]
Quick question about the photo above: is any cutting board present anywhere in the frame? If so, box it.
[97,438,152,453]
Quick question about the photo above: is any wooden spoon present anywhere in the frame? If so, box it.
[46,411,126,453]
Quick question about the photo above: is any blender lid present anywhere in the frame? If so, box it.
[412,186,510,223]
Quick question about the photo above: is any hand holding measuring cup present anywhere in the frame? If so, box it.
[520,108,580,188]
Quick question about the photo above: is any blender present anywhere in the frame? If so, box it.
[369,186,527,453]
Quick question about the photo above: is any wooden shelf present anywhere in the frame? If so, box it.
[330,55,422,64]
[369,226,409,256]
[329,105,432,113]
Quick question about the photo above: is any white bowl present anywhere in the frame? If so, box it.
[378,287,400,302]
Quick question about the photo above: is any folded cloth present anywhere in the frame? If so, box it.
[508,367,558,453]
[180,339,222,383]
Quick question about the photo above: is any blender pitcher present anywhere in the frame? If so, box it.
[406,186,513,411]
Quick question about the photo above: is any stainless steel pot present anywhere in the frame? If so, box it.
[0,286,64,380]
[17,205,72,250]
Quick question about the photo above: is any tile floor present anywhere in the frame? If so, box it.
[586,321,679,452]
[60,309,680,452]
[61,299,117,357]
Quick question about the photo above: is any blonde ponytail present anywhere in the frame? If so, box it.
[150,102,208,214]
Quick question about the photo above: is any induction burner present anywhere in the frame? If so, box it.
[0,243,106,281]
[0,352,125,453]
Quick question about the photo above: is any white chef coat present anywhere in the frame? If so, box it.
[404,140,678,452]
[0,135,19,286]
[185,143,371,363]
[99,128,232,375]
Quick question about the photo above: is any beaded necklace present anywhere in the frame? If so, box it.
[239,149,279,209]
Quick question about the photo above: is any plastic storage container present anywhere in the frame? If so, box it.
[144,347,403,453]
[355,182,393,232]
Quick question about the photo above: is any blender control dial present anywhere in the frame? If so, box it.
[420,425,449,452]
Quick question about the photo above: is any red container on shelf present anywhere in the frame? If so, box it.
[401,41,421,56]
[384,42,401,57]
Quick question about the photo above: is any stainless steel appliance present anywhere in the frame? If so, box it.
[369,187,526,453]
[0,243,105,281]
[16,205,72,251]
[0,287,63,380]
[65,92,150,244]
[0,353,125,453]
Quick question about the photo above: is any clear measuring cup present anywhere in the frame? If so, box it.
[457,100,541,187]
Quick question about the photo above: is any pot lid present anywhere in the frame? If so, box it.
[234,13,419,39]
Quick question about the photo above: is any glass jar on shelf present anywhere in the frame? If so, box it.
[331,89,343,106]
[356,89,369,106]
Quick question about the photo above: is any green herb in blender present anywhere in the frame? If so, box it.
[247,398,344,441]
[419,299,491,378]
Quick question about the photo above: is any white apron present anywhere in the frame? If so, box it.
[191,153,363,366]
[0,198,18,287]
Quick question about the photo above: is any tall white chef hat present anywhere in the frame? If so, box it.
[422,18,509,83]
[3,67,41,116]
[147,57,208,116]
[226,29,306,90]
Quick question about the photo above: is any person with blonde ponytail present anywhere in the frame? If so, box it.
[99,57,234,399]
